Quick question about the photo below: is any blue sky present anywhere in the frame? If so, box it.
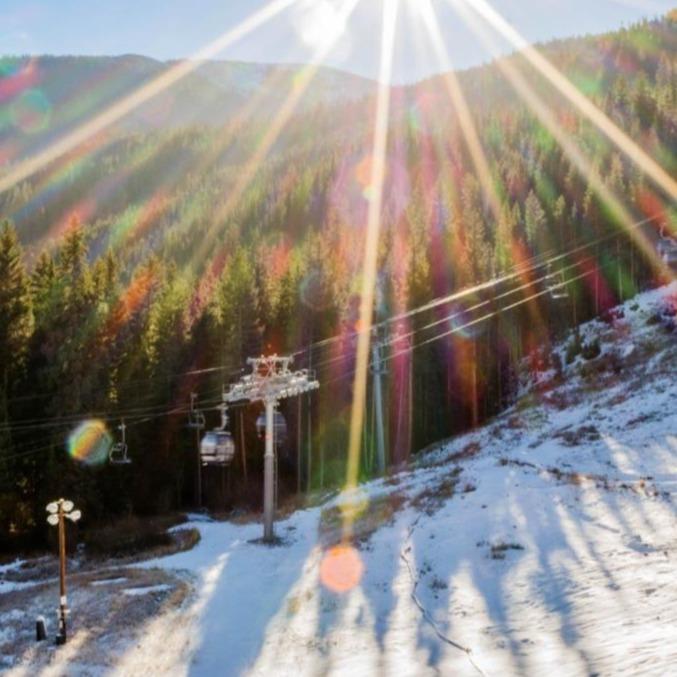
[1,0,673,83]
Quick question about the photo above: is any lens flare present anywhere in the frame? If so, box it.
[67,419,112,466]
[189,0,361,269]
[448,296,486,339]
[0,0,298,194]
[10,89,51,134]
[0,57,40,103]
[345,0,400,502]
[330,153,372,226]
[298,270,326,311]
[338,486,370,523]
[453,0,677,201]
[449,0,669,280]
[418,0,502,221]
[320,544,364,594]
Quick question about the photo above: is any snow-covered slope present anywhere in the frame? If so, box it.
[2,283,676,676]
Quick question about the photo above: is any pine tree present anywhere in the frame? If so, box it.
[524,190,546,245]
[0,220,33,462]
[494,203,517,273]
[460,175,491,283]
[31,251,56,318]
[211,247,261,368]
[0,221,33,387]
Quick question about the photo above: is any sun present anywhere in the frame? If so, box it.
[294,0,422,56]
[295,0,351,51]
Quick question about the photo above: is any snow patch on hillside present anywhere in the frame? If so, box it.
[1,283,675,676]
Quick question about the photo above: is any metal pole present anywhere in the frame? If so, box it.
[471,341,479,428]
[595,244,600,315]
[372,341,386,474]
[239,410,248,486]
[306,394,312,493]
[408,346,413,456]
[223,355,318,541]
[296,396,302,494]
[195,426,202,509]
[263,399,275,542]
[57,503,67,644]
[307,351,313,493]
[617,238,622,301]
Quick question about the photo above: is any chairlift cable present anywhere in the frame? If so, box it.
[1,213,663,437]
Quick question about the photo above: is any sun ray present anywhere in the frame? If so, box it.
[0,0,299,195]
[457,0,677,201]
[344,0,400,507]
[417,0,503,222]
[189,0,362,269]
[16,57,315,262]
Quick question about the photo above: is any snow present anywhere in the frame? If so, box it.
[90,577,128,587]
[1,283,676,676]
[122,584,172,596]
[0,578,50,594]
[0,560,26,575]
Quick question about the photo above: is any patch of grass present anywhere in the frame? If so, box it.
[601,307,625,324]
[555,425,600,446]
[542,390,581,410]
[411,469,461,516]
[565,333,582,364]
[429,575,448,591]
[319,492,407,547]
[507,415,525,429]
[626,413,655,428]
[448,441,481,462]
[83,514,189,559]
[490,542,524,560]
[286,591,313,616]
[581,338,601,360]
[498,457,536,470]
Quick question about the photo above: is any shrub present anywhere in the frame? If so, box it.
[448,441,481,462]
[601,307,625,324]
[550,351,563,377]
[660,303,676,318]
[556,425,600,446]
[528,345,552,373]
[565,335,582,364]
[581,338,601,360]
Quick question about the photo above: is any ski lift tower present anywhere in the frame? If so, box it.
[223,355,319,542]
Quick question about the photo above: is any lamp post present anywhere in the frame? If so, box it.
[224,355,319,542]
[46,498,81,645]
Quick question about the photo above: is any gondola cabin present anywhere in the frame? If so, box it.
[256,411,288,446]
[545,267,569,301]
[658,237,677,267]
[200,431,235,466]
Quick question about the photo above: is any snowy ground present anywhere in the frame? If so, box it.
[1,283,676,676]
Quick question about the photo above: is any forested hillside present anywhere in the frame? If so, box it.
[0,54,375,161]
[0,15,675,548]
